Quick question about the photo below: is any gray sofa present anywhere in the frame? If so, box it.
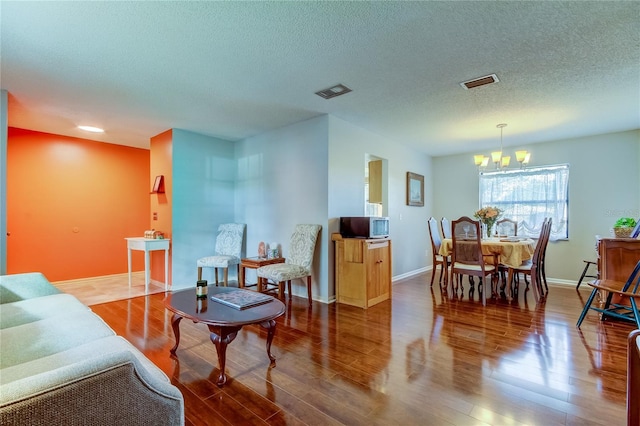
[0,272,184,425]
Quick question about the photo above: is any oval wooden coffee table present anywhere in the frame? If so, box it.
[164,286,285,386]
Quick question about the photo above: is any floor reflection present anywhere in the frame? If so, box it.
[577,323,629,397]
[429,282,548,392]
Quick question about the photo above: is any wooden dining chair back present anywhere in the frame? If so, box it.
[576,259,640,329]
[440,217,452,239]
[503,217,550,302]
[450,216,496,305]
[539,217,552,294]
[427,217,448,287]
[496,218,518,237]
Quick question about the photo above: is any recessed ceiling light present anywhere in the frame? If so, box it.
[315,84,352,99]
[78,125,104,133]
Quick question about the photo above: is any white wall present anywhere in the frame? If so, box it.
[171,129,236,289]
[235,116,330,301]
[433,129,640,283]
[327,115,433,290]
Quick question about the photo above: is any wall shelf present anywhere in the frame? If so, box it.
[150,175,165,194]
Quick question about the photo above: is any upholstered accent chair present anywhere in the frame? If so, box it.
[196,223,246,286]
[257,224,321,306]
[427,217,448,287]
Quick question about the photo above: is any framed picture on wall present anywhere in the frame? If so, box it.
[406,172,424,206]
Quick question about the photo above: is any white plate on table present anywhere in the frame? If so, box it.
[500,237,521,242]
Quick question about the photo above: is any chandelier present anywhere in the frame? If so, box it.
[474,123,530,171]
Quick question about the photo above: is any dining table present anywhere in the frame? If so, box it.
[439,236,536,301]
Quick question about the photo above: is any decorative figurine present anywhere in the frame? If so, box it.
[258,241,266,258]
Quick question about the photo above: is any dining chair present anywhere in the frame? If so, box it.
[440,217,452,239]
[539,218,552,294]
[576,260,598,290]
[427,217,448,287]
[501,218,550,302]
[450,216,496,305]
[496,218,518,237]
[576,259,640,330]
[632,220,640,238]
[257,224,321,307]
[196,223,246,286]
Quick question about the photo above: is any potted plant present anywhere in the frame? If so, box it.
[613,217,637,238]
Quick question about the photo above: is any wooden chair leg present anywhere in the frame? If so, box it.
[278,281,285,300]
[443,261,448,286]
[576,287,599,328]
[287,280,292,300]
[197,267,203,281]
[430,264,436,286]
[576,261,597,290]
[223,268,228,287]
[306,276,312,307]
[214,268,219,286]
[530,266,541,303]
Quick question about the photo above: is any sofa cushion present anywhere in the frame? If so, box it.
[0,335,169,386]
[0,311,115,369]
[0,273,60,304]
[0,294,90,330]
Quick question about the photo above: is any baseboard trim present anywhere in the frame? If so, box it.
[393,266,429,283]
[393,266,581,288]
[53,271,144,284]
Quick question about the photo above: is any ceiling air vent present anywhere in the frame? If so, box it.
[460,74,499,90]
[315,84,352,99]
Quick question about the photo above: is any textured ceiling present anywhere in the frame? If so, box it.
[1,1,639,156]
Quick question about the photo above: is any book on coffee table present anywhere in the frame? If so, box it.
[210,289,274,310]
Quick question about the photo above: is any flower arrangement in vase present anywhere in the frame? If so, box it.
[474,206,503,238]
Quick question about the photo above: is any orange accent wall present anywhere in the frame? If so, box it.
[6,128,150,281]
[150,130,172,285]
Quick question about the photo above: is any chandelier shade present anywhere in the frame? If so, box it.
[474,123,530,171]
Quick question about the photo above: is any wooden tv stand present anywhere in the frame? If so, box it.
[332,233,392,309]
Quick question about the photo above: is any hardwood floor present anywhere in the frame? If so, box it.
[84,273,631,425]
[53,272,166,306]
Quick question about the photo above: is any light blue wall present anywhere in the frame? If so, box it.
[433,129,640,283]
[171,129,236,289]
[155,119,640,294]
[235,116,330,301]
[0,90,6,274]
[328,115,433,287]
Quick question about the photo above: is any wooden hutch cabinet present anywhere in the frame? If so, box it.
[596,237,640,306]
[332,233,392,308]
[597,237,640,281]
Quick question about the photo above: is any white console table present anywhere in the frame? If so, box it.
[125,237,170,292]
